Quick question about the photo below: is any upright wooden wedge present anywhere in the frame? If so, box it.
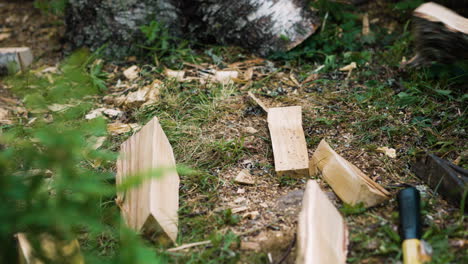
[116,117,179,244]
[296,180,348,264]
[267,106,309,177]
[17,233,84,264]
[309,140,389,207]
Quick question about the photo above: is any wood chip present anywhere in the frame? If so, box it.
[362,13,371,36]
[235,169,255,185]
[376,147,397,158]
[339,62,357,72]
[232,206,248,214]
[247,91,269,113]
[167,240,211,252]
[243,126,258,134]
[123,65,139,80]
[242,211,260,220]
[214,70,238,84]
[0,108,12,125]
[107,122,140,135]
[47,103,74,112]
[165,69,185,81]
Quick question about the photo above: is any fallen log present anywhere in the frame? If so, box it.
[296,180,348,264]
[410,2,468,66]
[66,0,320,57]
[116,117,180,245]
[309,140,389,208]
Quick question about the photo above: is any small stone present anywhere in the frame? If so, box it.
[237,188,245,194]
[234,169,255,185]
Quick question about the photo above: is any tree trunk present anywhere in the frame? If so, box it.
[65,0,320,58]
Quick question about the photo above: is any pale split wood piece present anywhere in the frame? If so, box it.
[247,91,269,113]
[296,180,348,264]
[309,140,389,207]
[267,106,309,177]
[116,117,180,244]
[17,233,84,264]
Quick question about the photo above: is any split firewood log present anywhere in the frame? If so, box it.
[409,2,468,66]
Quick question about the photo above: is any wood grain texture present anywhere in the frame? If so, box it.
[116,117,179,244]
[267,106,309,177]
[296,180,348,264]
[309,140,389,208]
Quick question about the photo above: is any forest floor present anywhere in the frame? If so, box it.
[1,1,467,263]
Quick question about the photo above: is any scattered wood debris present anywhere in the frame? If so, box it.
[17,233,84,264]
[85,108,123,120]
[240,241,261,252]
[167,240,211,252]
[296,180,348,264]
[0,107,12,125]
[214,70,238,84]
[362,13,371,36]
[301,73,319,84]
[0,47,33,74]
[164,69,185,82]
[310,140,390,207]
[243,126,258,134]
[116,117,180,244]
[232,206,249,214]
[339,62,357,72]
[412,153,468,212]
[0,32,10,42]
[243,211,260,220]
[107,122,140,135]
[268,106,309,177]
[235,169,255,185]
[376,146,397,158]
[123,65,139,80]
[47,103,74,112]
[247,91,269,113]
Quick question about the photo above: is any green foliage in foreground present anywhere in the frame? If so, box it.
[0,50,165,263]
